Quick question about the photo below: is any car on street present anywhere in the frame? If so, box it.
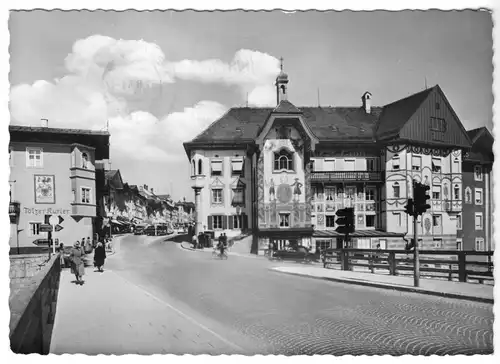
[271,245,317,263]
[134,226,146,235]
[144,225,156,236]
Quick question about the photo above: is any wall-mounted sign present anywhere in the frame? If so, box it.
[24,207,71,216]
[34,175,55,204]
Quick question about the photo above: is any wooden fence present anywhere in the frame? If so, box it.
[321,248,494,284]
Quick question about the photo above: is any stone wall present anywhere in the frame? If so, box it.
[10,254,61,354]
[10,254,50,282]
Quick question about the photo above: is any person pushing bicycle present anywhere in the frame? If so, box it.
[217,234,227,256]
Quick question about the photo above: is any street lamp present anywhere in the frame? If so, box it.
[9,201,21,254]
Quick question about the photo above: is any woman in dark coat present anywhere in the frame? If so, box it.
[70,241,86,285]
[94,242,107,272]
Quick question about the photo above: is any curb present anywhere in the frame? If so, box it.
[271,269,494,305]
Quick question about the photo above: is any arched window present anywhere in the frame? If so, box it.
[82,152,89,169]
[192,160,196,176]
[198,159,203,175]
[393,182,400,199]
[274,149,294,171]
[454,184,460,200]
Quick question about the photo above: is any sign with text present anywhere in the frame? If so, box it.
[24,207,71,216]
[40,224,53,232]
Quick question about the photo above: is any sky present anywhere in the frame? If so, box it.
[8,10,494,202]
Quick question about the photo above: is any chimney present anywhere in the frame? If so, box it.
[41,118,48,128]
[362,92,372,114]
[151,188,154,194]
[144,184,148,190]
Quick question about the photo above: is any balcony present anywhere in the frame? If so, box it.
[190,174,206,189]
[71,203,96,217]
[311,171,384,183]
[70,167,95,180]
[443,199,462,213]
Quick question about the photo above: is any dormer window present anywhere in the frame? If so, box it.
[82,152,89,169]
[274,149,294,172]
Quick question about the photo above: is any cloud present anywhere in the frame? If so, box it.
[170,49,280,106]
[10,35,279,162]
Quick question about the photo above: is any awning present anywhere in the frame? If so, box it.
[231,158,244,172]
[432,158,442,166]
[232,189,244,205]
[211,160,222,172]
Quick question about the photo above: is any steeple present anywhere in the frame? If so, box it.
[275,57,289,105]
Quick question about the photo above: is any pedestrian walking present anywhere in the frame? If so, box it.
[192,234,198,249]
[70,241,86,285]
[58,241,65,267]
[93,241,107,272]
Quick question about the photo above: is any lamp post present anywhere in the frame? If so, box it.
[9,201,21,255]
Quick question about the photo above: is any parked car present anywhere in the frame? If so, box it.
[144,225,156,236]
[272,246,316,263]
[134,226,145,235]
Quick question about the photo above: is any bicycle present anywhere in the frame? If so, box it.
[212,248,228,260]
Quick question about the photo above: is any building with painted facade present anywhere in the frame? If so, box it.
[460,127,494,251]
[9,124,110,253]
[183,68,493,255]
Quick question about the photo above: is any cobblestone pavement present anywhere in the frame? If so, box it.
[105,235,494,355]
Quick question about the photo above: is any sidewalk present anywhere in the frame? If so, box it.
[271,265,494,304]
[50,268,245,355]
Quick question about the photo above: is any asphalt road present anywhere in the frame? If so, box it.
[105,234,494,355]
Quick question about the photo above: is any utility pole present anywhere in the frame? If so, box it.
[413,209,419,287]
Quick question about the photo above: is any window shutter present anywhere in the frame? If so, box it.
[223,215,228,230]
[229,215,234,229]
[208,215,213,230]
[243,214,248,229]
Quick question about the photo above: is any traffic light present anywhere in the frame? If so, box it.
[404,198,414,216]
[335,207,355,235]
[414,182,431,215]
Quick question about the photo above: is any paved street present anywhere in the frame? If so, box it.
[97,234,493,355]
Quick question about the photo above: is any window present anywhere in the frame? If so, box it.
[432,185,441,200]
[26,147,43,168]
[82,152,89,169]
[325,187,335,201]
[191,160,196,176]
[379,239,387,250]
[213,215,223,230]
[453,158,460,173]
[72,189,76,203]
[393,182,400,199]
[81,187,91,204]
[231,158,244,176]
[324,159,335,171]
[435,102,440,110]
[279,213,290,228]
[366,159,376,171]
[326,215,335,228]
[28,222,41,237]
[456,214,462,230]
[453,185,460,200]
[456,239,462,251]
[233,215,242,229]
[433,238,443,249]
[232,188,245,206]
[198,159,203,175]
[274,149,294,171]
[365,188,375,201]
[316,240,332,251]
[412,156,422,171]
[430,117,447,132]
[465,187,472,204]
[394,212,402,226]
[475,238,485,252]
[474,166,483,181]
[211,160,223,176]
[366,215,375,228]
[392,154,400,170]
[432,158,442,173]
[475,188,483,205]
[212,189,223,204]
[475,213,483,230]
[432,215,441,227]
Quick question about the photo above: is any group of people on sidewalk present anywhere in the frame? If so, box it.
[58,235,112,286]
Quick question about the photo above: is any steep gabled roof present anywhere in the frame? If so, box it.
[374,87,434,140]
[466,126,494,163]
[189,106,382,144]
[467,126,493,144]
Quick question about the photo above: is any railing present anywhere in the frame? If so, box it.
[311,171,383,182]
[321,248,494,284]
